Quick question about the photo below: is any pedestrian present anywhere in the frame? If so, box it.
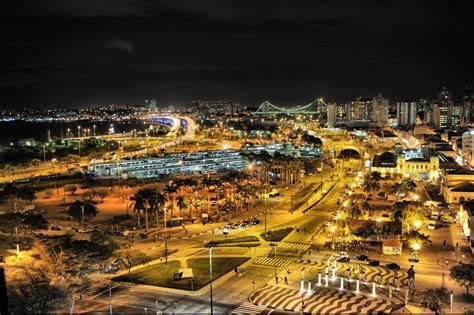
[443,240,446,246]
[456,242,458,247]
[275,276,278,284]
[284,276,288,284]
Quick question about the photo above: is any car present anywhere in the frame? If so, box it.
[385,263,401,270]
[139,233,148,239]
[408,257,419,263]
[334,251,348,259]
[324,220,335,227]
[355,255,369,261]
[50,226,62,231]
[337,256,351,263]
[368,260,380,267]
[252,219,261,225]
[113,231,125,237]
[428,220,436,230]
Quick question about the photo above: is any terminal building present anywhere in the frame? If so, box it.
[89,150,244,178]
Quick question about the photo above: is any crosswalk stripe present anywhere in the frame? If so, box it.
[254,257,292,268]
[231,302,266,314]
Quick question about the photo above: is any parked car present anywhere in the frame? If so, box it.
[355,255,369,261]
[252,218,261,225]
[334,251,349,259]
[428,220,436,230]
[50,226,62,231]
[337,256,351,263]
[368,260,380,267]
[385,263,401,270]
[113,231,125,237]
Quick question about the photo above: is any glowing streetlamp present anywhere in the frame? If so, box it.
[412,194,419,201]
[413,242,420,251]
[413,221,422,229]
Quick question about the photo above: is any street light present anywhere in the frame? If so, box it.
[207,245,214,315]
[223,227,228,243]
[413,221,422,229]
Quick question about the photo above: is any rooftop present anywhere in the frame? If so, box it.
[450,182,474,192]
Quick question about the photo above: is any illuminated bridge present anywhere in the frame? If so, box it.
[148,115,196,139]
[252,98,327,115]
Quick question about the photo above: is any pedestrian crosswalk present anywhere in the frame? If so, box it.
[251,284,403,314]
[254,257,293,268]
[231,302,267,314]
[278,242,311,251]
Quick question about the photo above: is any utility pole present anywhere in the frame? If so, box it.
[264,190,267,238]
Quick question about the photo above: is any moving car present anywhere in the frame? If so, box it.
[385,263,401,270]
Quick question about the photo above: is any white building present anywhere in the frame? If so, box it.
[396,101,417,127]
[327,103,336,128]
[462,130,474,168]
[371,94,389,126]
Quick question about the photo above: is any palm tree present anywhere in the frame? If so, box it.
[176,196,187,217]
[188,197,203,219]
[391,182,405,201]
[18,186,37,204]
[130,193,145,228]
[362,178,380,195]
[163,183,178,217]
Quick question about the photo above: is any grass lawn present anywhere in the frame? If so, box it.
[260,227,293,241]
[114,256,249,291]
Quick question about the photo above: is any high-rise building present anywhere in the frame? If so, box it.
[371,93,389,125]
[462,87,474,123]
[438,86,453,104]
[462,130,474,167]
[346,97,372,121]
[148,99,157,110]
[396,101,417,127]
[327,103,336,128]
[434,102,453,128]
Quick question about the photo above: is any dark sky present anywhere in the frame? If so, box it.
[1,0,473,108]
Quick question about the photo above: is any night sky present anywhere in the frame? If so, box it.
[1,0,473,108]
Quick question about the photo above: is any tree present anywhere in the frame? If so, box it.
[61,154,81,164]
[114,249,149,278]
[64,184,78,196]
[29,159,41,168]
[450,263,474,296]
[7,271,66,314]
[22,213,49,232]
[67,200,98,222]
[176,195,187,217]
[163,183,178,216]
[17,186,37,203]
[421,287,449,314]
[95,188,109,203]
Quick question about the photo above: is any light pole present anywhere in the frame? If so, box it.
[81,205,85,227]
[223,227,228,243]
[208,245,214,315]
[264,190,267,238]
[164,206,168,265]
[450,290,453,313]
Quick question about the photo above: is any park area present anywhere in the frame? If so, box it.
[113,256,249,291]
